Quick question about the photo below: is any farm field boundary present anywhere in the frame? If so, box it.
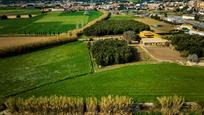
[0,10,110,57]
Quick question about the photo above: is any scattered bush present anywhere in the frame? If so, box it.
[90,39,137,66]
[157,96,184,115]
[123,31,141,42]
[170,34,204,57]
[16,15,21,19]
[84,20,150,36]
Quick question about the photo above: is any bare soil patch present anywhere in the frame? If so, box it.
[144,46,184,61]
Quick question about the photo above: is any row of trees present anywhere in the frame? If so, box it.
[24,31,61,36]
[90,39,138,66]
[0,14,32,20]
[170,34,204,57]
[84,20,150,36]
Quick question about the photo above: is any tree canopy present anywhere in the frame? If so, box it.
[90,39,137,66]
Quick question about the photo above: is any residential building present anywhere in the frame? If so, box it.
[139,31,170,47]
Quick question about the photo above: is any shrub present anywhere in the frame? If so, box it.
[16,15,21,19]
[157,96,184,115]
[90,39,137,66]
[1,15,8,20]
[28,14,32,18]
[84,20,150,36]
[100,95,133,114]
[123,31,141,42]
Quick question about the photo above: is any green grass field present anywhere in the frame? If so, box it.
[0,10,102,35]
[0,41,92,98]
[18,63,204,102]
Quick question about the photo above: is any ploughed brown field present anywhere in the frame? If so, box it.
[144,46,184,61]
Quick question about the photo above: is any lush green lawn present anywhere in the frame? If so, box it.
[109,14,136,20]
[18,63,204,102]
[0,41,92,98]
[0,10,102,35]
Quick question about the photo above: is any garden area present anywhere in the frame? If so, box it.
[0,10,102,35]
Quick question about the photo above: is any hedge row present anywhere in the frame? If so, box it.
[84,20,150,36]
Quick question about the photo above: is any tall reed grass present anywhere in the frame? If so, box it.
[86,97,98,113]
[157,95,184,115]
[99,95,133,114]
[3,95,204,114]
[5,96,84,114]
